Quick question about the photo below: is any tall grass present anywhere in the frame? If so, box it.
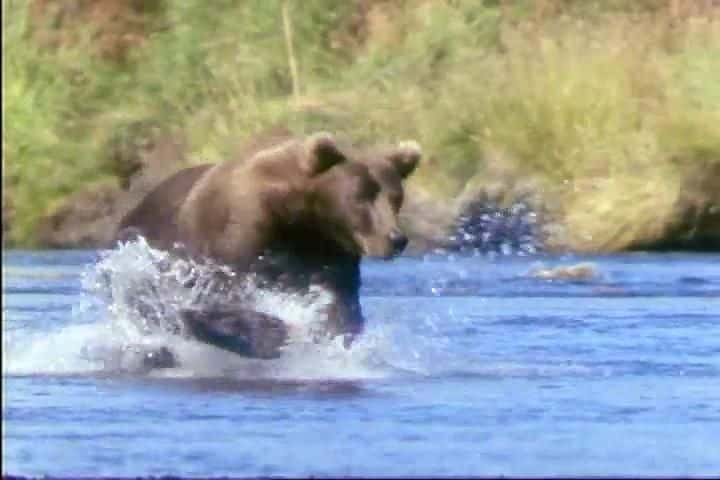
[3,0,719,249]
[3,0,121,245]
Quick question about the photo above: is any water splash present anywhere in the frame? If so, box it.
[3,238,427,380]
[446,197,543,257]
[3,240,611,383]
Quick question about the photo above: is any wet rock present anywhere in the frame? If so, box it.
[528,262,599,281]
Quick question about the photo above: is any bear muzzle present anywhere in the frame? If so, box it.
[358,230,408,259]
[389,230,409,256]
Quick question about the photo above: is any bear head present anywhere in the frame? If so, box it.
[301,132,421,259]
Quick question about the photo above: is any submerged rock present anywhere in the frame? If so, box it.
[528,262,599,281]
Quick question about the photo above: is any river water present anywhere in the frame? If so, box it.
[2,245,719,476]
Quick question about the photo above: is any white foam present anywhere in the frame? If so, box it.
[2,238,414,381]
[6,239,590,383]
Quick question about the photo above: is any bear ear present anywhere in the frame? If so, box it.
[304,132,347,176]
[387,140,422,179]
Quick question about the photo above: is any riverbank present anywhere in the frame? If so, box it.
[3,0,719,252]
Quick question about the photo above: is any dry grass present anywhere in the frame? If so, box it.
[3,0,720,250]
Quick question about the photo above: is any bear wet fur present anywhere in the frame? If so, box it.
[115,132,421,361]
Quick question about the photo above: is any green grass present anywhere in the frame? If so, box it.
[3,0,719,250]
[3,1,118,245]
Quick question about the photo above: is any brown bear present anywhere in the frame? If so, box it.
[115,132,421,360]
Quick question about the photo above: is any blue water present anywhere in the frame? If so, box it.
[3,248,720,477]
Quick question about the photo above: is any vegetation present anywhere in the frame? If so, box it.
[3,0,719,250]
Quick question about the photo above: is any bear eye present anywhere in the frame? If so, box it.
[357,180,380,201]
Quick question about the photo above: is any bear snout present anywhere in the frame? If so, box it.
[389,230,408,256]
[359,229,409,258]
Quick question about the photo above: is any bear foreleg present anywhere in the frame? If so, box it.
[180,306,289,359]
